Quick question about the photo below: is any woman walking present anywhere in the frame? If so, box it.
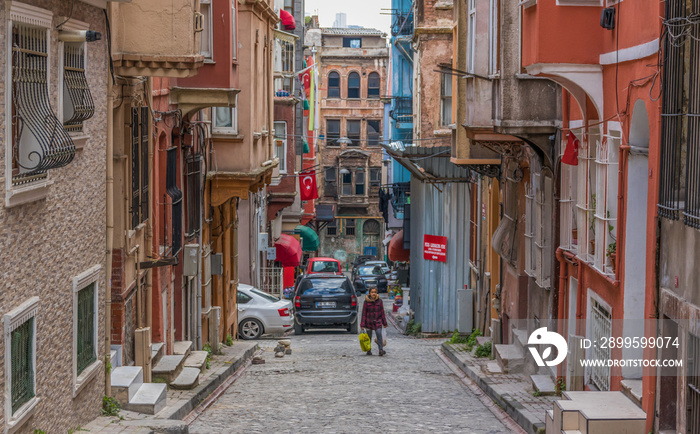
[360,287,388,356]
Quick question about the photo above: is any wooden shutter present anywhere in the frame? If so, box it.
[140,107,150,224]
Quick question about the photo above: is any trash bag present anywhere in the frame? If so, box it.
[359,331,371,352]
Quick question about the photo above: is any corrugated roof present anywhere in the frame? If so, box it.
[321,27,385,36]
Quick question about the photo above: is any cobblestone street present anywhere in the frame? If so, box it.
[189,299,510,433]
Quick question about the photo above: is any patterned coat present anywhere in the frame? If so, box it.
[361,296,388,330]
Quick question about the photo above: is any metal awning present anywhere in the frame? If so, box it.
[381,144,475,182]
[315,204,335,222]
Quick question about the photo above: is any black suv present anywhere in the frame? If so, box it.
[352,264,388,293]
[293,274,359,334]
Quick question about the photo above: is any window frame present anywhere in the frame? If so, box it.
[355,168,366,196]
[273,121,288,174]
[130,106,150,230]
[212,98,239,135]
[346,119,361,146]
[58,18,92,143]
[467,0,476,73]
[324,166,337,197]
[185,154,203,238]
[367,72,381,98]
[327,219,338,236]
[345,218,356,236]
[343,37,362,48]
[367,120,381,147]
[326,119,341,146]
[347,71,361,99]
[4,297,40,431]
[369,167,382,188]
[200,0,213,60]
[327,71,341,98]
[232,3,237,60]
[440,73,453,126]
[488,0,498,76]
[341,170,353,196]
[72,265,101,397]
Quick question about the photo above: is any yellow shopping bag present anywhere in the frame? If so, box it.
[359,331,371,352]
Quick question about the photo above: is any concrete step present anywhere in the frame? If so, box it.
[484,361,502,374]
[494,344,524,373]
[110,350,118,369]
[531,374,557,396]
[476,336,492,346]
[151,342,164,366]
[152,354,186,383]
[122,383,167,415]
[561,431,582,434]
[620,379,643,409]
[550,391,646,434]
[173,341,193,358]
[512,328,528,351]
[169,367,201,390]
[111,366,143,404]
[184,351,208,371]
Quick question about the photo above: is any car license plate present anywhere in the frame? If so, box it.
[317,301,336,308]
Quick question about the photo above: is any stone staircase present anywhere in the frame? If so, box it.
[111,341,210,414]
[545,391,646,434]
[493,327,558,395]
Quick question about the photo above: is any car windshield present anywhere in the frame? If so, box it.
[250,288,280,303]
[311,261,340,273]
[357,266,382,276]
[298,278,352,295]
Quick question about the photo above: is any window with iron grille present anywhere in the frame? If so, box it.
[328,71,341,98]
[324,166,337,197]
[659,0,700,228]
[367,120,381,147]
[62,42,95,134]
[368,72,381,98]
[347,120,361,146]
[348,72,361,99]
[345,218,356,236]
[326,119,341,145]
[355,169,365,195]
[186,155,202,237]
[688,333,700,433]
[10,21,75,186]
[327,219,337,236]
[441,73,453,126]
[587,296,611,391]
[11,317,35,414]
[76,283,96,375]
[166,147,183,255]
[131,107,149,229]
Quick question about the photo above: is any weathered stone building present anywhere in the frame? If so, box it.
[317,27,389,265]
[0,1,108,432]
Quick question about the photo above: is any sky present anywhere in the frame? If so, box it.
[304,0,392,35]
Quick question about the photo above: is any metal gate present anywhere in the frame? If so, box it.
[688,333,700,433]
[589,298,611,391]
[260,267,283,298]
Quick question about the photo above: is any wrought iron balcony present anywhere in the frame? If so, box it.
[391,12,413,37]
[390,97,413,125]
[390,182,410,215]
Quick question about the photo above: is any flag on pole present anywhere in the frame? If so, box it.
[299,170,319,200]
[308,66,316,131]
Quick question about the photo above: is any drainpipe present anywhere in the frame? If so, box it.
[555,247,568,379]
[105,6,114,396]
[476,177,483,333]
[146,77,154,331]
[196,129,205,350]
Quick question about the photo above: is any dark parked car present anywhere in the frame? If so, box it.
[352,264,388,293]
[353,255,376,269]
[293,274,359,334]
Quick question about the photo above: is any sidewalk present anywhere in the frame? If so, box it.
[441,342,556,434]
[84,341,258,434]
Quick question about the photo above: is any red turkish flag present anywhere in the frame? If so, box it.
[299,171,319,200]
[562,131,579,166]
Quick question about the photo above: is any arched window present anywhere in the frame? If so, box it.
[367,72,380,98]
[347,72,360,99]
[328,71,340,98]
[363,219,380,235]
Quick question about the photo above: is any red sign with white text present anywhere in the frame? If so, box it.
[423,235,447,262]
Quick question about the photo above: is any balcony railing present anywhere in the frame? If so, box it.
[391,12,413,37]
[389,182,410,215]
[390,97,413,125]
[338,195,369,207]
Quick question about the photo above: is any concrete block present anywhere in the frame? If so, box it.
[173,341,193,357]
[184,351,208,370]
[151,342,165,366]
[123,383,167,415]
[531,374,556,396]
[153,355,186,383]
[170,367,200,390]
[111,366,143,403]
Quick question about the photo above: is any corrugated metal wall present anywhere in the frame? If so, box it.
[409,179,471,333]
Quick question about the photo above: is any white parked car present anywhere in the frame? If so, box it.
[365,260,391,279]
[237,284,294,339]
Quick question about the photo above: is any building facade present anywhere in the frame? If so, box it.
[317,28,388,265]
[0,1,108,432]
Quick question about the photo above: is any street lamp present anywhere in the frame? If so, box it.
[336,137,352,146]
[339,168,350,175]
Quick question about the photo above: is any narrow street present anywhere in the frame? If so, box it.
[189,298,511,433]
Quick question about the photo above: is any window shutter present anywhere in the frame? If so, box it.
[167,147,183,255]
[140,107,150,224]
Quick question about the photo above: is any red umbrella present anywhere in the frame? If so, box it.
[388,230,410,262]
[280,9,296,31]
[275,234,302,267]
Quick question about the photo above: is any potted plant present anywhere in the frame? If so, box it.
[606,241,617,272]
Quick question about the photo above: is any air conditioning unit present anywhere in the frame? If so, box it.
[183,244,201,276]
[208,307,221,345]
